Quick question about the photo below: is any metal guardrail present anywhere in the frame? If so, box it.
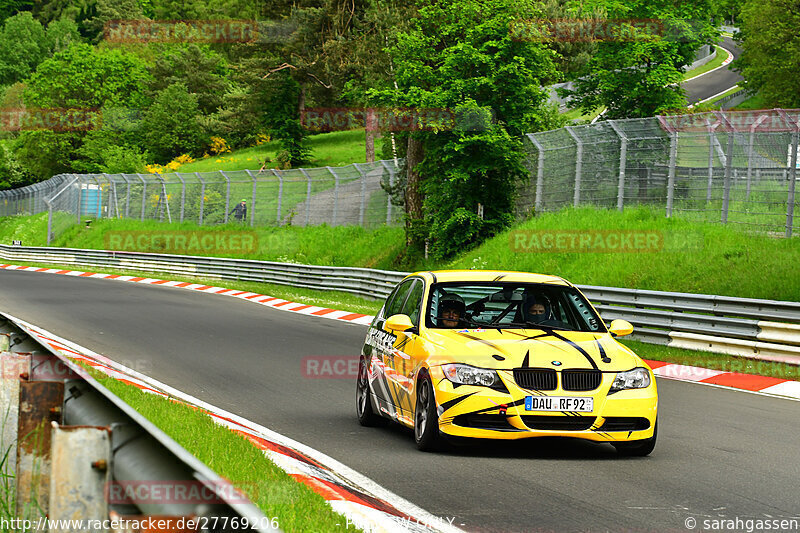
[1,243,799,358]
[0,312,279,532]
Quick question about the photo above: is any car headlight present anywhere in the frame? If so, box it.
[442,363,500,388]
[610,367,651,393]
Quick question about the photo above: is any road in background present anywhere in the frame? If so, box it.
[1,270,798,532]
[683,36,743,105]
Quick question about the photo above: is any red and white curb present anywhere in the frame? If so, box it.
[6,313,463,533]
[644,359,800,401]
[2,262,799,403]
[0,263,374,326]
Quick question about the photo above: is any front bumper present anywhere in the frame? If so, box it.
[429,366,658,442]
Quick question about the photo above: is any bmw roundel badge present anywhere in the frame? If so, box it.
[551,361,562,366]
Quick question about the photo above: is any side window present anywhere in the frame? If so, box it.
[385,280,414,318]
[400,280,424,325]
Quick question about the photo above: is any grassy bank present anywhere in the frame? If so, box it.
[2,206,799,301]
[170,130,368,173]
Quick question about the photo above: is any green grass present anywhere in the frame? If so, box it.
[682,45,729,81]
[705,86,742,106]
[84,367,354,533]
[733,92,771,111]
[4,206,800,301]
[176,130,367,173]
[621,339,800,381]
[435,206,800,302]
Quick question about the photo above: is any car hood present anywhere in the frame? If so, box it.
[422,327,641,371]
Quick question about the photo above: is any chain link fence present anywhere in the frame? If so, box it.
[2,108,799,244]
[521,109,800,237]
[0,160,403,243]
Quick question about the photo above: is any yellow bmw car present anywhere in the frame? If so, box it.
[356,270,658,455]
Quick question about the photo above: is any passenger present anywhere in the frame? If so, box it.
[438,294,466,328]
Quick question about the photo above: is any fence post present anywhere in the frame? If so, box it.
[220,170,231,224]
[379,160,396,225]
[244,169,257,227]
[299,168,312,226]
[195,172,205,225]
[706,120,717,202]
[175,172,186,222]
[608,121,627,212]
[327,166,340,225]
[666,131,678,217]
[565,126,582,207]
[526,134,545,215]
[776,109,798,237]
[272,169,283,225]
[717,112,734,224]
[136,173,147,221]
[354,163,367,226]
[746,115,768,200]
[119,174,131,218]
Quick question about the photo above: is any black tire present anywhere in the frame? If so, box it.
[613,421,657,457]
[414,373,444,451]
[356,355,381,426]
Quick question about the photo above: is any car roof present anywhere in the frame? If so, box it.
[406,270,570,285]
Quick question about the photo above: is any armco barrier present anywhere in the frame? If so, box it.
[0,312,278,531]
[1,243,799,361]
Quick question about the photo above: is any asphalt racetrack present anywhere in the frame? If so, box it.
[683,36,743,105]
[1,269,798,532]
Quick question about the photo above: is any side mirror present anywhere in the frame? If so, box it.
[608,319,634,337]
[385,314,415,332]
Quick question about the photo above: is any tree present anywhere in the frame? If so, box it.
[734,0,800,108]
[83,0,145,43]
[565,0,716,119]
[379,0,561,257]
[0,0,33,24]
[147,44,230,115]
[0,12,49,85]
[141,83,207,163]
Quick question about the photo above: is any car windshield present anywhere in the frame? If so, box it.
[425,282,605,332]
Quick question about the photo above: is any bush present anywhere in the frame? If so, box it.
[141,83,208,163]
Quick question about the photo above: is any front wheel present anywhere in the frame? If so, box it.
[356,355,381,426]
[612,421,657,457]
[414,373,444,451]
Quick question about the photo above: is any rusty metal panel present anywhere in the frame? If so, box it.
[49,425,111,532]
[15,379,63,519]
[0,352,28,482]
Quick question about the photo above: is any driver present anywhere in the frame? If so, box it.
[524,293,553,324]
[438,294,466,328]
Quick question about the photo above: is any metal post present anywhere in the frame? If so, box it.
[154,173,171,223]
[776,109,798,237]
[300,168,312,226]
[354,163,367,226]
[175,172,186,222]
[119,174,131,218]
[706,120,717,202]
[565,126,582,207]
[380,160,396,224]
[527,134,545,214]
[136,173,147,221]
[327,166,340,225]
[272,169,284,224]
[220,170,231,224]
[102,174,120,219]
[244,169,257,227]
[717,112,735,224]
[76,177,83,224]
[608,121,627,212]
[195,172,205,225]
[666,131,678,217]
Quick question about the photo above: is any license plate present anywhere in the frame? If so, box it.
[525,396,593,412]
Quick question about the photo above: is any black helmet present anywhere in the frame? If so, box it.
[439,293,465,315]
[524,293,551,321]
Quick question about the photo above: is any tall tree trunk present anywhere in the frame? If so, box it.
[405,135,424,247]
